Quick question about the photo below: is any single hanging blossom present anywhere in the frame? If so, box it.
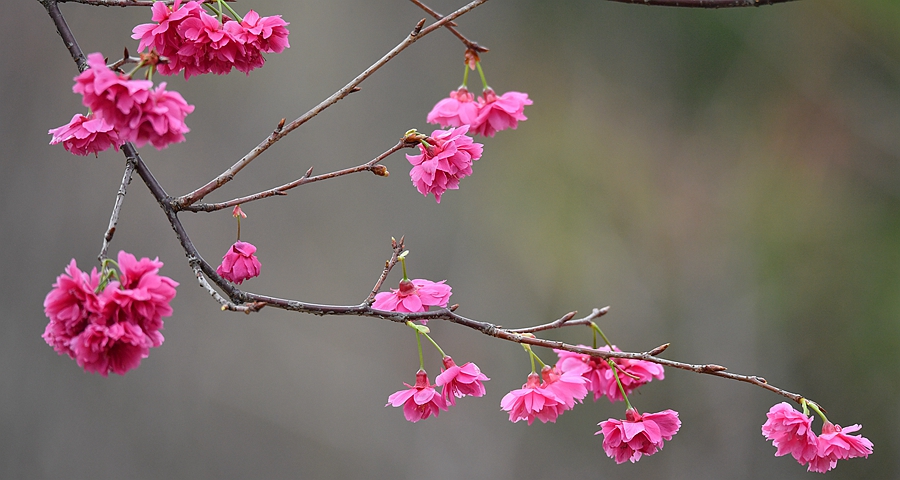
[470,88,532,137]
[129,82,194,149]
[500,372,563,425]
[48,113,120,157]
[407,125,483,203]
[556,345,664,402]
[597,408,681,464]
[807,422,873,473]
[426,87,480,129]
[435,356,489,406]
[761,402,819,466]
[372,278,452,313]
[42,252,178,376]
[217,241,261,284]
[386,369,448,422]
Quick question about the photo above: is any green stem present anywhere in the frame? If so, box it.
[220,0,243,22]
[524,344,536,374]
[529,348,547,370]
[416,330,425,371]
[423,333,447,358]
[806,400,829,424]
[476,62,489,91]
[236,215,241,242]
[590,322,614,348]
[461,64,469,88]
[399,256,409,281]
[611,360,634,411]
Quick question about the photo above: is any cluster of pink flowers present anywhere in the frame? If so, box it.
[217,240,261,284]
[372,278,452,313]
[555,345,665,402]
[597,408,682,464]
[407,126,484,203]
[387,357,489,422]
[762,402,873,473]
[500,363,590,425]
[49,52,194,155]
[132,0,290,79]
[427,86,532,137]
[42,251,178,376]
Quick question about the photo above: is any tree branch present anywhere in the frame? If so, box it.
[409,0,489,52]
[603,0,798,7]
[98,155,136,262]
[174,0,490,209]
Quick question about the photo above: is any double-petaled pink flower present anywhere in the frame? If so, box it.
[556,345,664,402]
[42,251,178,376]
[407,125,483,203]
[435,356,489,406]
[427,87,531,137]
[500,372,564,425]
[597,408,681,464]
[132,1,290,79]
[62,52,193,151]
[539,363,589,411]
[372,278,452,313]
[386,369,448,422]
[761,402,873,473]
[217,241,261,284]
[48,113,120,157]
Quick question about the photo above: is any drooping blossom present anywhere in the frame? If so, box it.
[386,369,448,422]
[426,87,480,129]
[469,88,531,137]
[556,345,664,402]
[500,372,563,425]
[407,125,483,203]
[216,241,261,284]
[807,422,873,473]
[42,252,178,376]
[761,402,819,465]
[597,408,681,464]
[132,1,289,79]
[70,53,193,150]
[435,356,489,406]
[539,363,589,411]
[48,113,120,156]
[372,278,452,313]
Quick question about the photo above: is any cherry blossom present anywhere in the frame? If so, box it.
[407,125,483,203]
[372,278,451,313]
[216,241,262,284]
[386,369,447,422]
[435,356,489,406]
[48,113,120,157]
[597,408,681,464]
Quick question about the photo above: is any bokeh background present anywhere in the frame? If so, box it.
[3,0,899,478]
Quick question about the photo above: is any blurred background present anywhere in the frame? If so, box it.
[3,0,899,478]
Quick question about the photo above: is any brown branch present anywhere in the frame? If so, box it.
[409,0,489,52]
[508,306,609,334]
[98,154,136,262]
[182,140,412,213]
[604,0,798,7]
[174,0,490,209]
[365,236,405,305]
[57,0,232,7]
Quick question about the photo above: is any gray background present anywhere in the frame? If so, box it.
[3,0,899,478]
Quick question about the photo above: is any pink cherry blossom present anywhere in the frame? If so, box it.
[597,408,681,464]
[539,364,589,411]
[132,1,290,79]
[43,253,178,376]
[500,372,563,425]
[556,345,664,402]
[761,402,819,465]
[407,125,483,203]
[48,113,120,157]
[372,278,452,313]
[806,422,873,473]
[70,53,193,150]
[426,87,480,129]
[386,369,448,422]
[217,241,262,284]
[42,259,103,358]
[435,356,489,406]
[469,88,532,137]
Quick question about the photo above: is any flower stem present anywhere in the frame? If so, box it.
[236,215,242,242]
[806,400,829,424]
[399,255,409,281]
[423,332,447,358]
[611,360,634,411]
[590,322,614,349]
[461,64,470,88]
[416,330,425,371]
[220,0,243,22]
[476,62,489,91]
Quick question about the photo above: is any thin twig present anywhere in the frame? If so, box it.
[182,140,410,213]
[57,0,232,7]
[98,155,136,262]
[192,262,262,313]
[409,0,489,52]
[508,306,610,334]
[365,236,405,305]
[174,0,490,209]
